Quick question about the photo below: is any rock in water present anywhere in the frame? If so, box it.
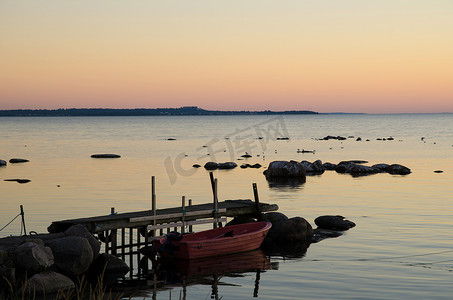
[9,158,29,163]
[204,162,219,170]
[314,215,356,231]
[264,161,307,180]
[4,179,31,184]
[90,154,121,158]
[263,216,313,245]
[217,162,238,169]
[386,164,411,175]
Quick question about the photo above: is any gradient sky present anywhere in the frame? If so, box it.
[1,1,452,113]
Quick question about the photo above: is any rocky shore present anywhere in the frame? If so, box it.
[0,225,129,297]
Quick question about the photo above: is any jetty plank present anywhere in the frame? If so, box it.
[129,208,227,223]
[48,199,278,234]
[146,217,228,231]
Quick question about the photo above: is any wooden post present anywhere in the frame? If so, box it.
[20,205,27,236]
[209,172,216,197]
[213,178,219,228]
[151,176,156,237]
[253,183,262,221]
[110,208,117,255]
[121,228,126,261]
[188,199,193,232]
[181,196,186,234]
[129,227,133,271]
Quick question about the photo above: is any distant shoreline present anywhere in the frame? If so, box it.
[0,107,450,117]
[0,106,320,117]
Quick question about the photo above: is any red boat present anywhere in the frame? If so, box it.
[153,222,272,259]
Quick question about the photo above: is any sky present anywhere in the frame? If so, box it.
[1,1,452,113]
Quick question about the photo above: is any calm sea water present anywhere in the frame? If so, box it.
[1,114,452,299]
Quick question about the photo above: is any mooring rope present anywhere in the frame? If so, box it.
[0,213,21,233]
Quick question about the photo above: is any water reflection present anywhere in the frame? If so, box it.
[119,249,275,299]
[153,249,271,281]
[266,177,306,189]
[262,241,311,259]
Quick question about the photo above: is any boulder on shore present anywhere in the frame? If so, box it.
[64,224,101,259]
[46,236,93,276]
[13,241,54,275]
[28,271,75,295]
[87,253,130,284]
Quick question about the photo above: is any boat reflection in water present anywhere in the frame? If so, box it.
[145,249,274,299]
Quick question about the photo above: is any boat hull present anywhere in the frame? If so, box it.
[154,222,272,259]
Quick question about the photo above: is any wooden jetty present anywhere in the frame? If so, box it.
[46,175,278,293]
[48,175,278,270]
[48,198,277,271]
[48,199,278,234]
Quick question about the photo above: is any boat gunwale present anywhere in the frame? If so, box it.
[176,222,272,245]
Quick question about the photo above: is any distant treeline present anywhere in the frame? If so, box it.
[0,106,318,117]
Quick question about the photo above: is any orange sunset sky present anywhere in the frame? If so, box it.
[1,1,452,113]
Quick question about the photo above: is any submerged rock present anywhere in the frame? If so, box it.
[386,164,411,175]
[311,228,344,243]
[314,215,356,231]
[204,162,219,170]
[90,154,121,158]
[9,158,29,163]
[4,179,31,184]
[217,162,238,169]
[320,135,347,140]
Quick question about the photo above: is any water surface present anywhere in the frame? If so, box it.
[1,114,452,299]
